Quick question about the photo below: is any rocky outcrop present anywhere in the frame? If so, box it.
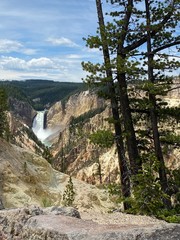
[0,206,80,239]
[166,78,180,99]
[8,97,36,127]
[7,97,42,152]
[0,206,179,240]
[7,111,44,154]
[164,79,180,107]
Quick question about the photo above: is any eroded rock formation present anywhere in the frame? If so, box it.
[47,90,105,129]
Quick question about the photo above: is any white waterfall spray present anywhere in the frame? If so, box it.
[32,111,47,142]
[32,110,61,146]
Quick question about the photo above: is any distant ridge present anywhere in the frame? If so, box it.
[0,79,86,110]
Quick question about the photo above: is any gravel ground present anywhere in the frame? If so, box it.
[79,209,167,226]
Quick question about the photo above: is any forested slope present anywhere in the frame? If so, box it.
[0,79,85,110]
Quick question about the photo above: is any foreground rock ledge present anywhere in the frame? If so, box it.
[0,207,179,240]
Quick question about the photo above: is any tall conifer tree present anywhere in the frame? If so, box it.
[82,0,179,210]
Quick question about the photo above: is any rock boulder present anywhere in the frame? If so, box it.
[0,206,179,240]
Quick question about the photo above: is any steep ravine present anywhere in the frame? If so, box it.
[7,85,180,185]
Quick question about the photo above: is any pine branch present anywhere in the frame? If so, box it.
[152,40,180,54]
[124,0,177,53]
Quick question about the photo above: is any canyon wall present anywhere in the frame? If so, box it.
[46,81,180,185]
[47,90,105,129]
[46,90,119,184]
[8,97,36,128]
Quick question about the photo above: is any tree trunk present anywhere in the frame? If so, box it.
[115,0,141,176]
[96,0,130,209]
[117,68,141,175]
[145,0,171,208]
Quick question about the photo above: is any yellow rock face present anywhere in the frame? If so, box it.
[0,138,117,211]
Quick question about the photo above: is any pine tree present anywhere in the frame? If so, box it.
[82,0,179,213]
[130,0,179,210]
[83,0,131,209]
[0,87,9,140]
[62,176,75,207]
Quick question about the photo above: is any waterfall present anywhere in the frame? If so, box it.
[32,110,60,146]
[32,111,48,144]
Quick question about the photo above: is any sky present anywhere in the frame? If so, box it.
[0,0,101,82]
[0,1,179,83]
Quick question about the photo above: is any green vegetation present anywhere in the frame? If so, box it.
[62,176,75,207]
[89,129,114,148]
[0,87,10,140]
[42,197,52,207]
[70,107,105,126]
[21,126,53,163]
[0,79,85,110]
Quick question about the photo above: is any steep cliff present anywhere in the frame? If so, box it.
[51,105,120,184]
[46,90,118,184]
[164,79,180,107]
[47,90,105,128]
[7,97,49,155]
[47,83,180,185]
[8,97,36,127]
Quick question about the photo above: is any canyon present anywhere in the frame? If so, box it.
[0,80,179,239]
[45,83,180,185]
[7,80,180,185]
[0,139,179,239]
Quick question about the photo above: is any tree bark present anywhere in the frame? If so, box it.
[116,0,141,175]
[145,0,171,208]
[96,0,130,209]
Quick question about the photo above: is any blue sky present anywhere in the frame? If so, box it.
[0,1,179,82]
[0,0,101,82]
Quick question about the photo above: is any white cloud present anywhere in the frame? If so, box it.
[0,55,85,82]
[85,48,100,53]
[66,54,82,59]
[0,39,37,55]
[27,58,55,69]
[0,56,56,71]
[0,56,26,70]
[22,48,37,55]
[47,37,79,47]
[0,39,23,53]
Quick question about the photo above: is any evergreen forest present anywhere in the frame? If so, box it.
[0,79,85,110]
